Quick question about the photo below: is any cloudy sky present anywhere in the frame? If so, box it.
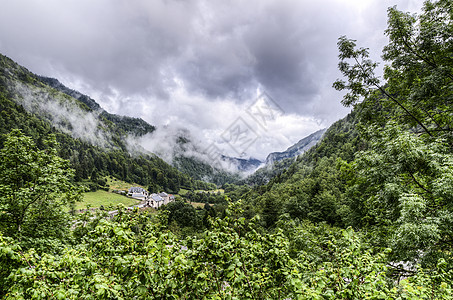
[0,0,422,160]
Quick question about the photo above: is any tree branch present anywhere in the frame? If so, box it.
[408,172,431,194]
[353,56,433,136]
[393,13,453,82]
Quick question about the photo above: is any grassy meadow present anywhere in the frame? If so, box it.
[76,190,140,210]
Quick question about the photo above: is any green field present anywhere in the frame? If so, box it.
[76,190,140,210]
[107,177,143,192]
[178,188,189,195]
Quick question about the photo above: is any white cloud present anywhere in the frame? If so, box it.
[0,0,424,161]
[124,83,325,160]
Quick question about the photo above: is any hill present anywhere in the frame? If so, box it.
[240,111,361,226]
[38,75,156,137]
[0,53,215,193]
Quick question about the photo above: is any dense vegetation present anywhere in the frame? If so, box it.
[1,1,453,298]
[2,203,452,299]
[173,155,240,186]
[239,111,361,228]
[238,0,453,270]
[0,54,216,193]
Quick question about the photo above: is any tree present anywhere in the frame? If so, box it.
[165,200,199,228]
[0,129,81,249]
[333,0,453,268]
[2,204,452,299]
[262,193,280,228]
[383,1,453,136]
[333,0,453,138]
[343,124,453,265]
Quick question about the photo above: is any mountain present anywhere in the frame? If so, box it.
[38,76,156,137]
[41,71,251,184]
[205,129,327,180]
[0,53,327,189]
[240,128,327,186]
[242,111,361,224]
[220,155,263,172]
[265,128,326,164]
[0,53,217,192]
[0,54,157,150]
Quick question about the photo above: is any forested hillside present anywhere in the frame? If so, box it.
[0,54,215,193]
[38,75,158,137]
[1,1,453,298]
[173,154,240,186]
[240,111,361,227]
[240,0,453,270]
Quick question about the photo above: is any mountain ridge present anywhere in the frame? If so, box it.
[265,128,326,164]
[0,53,216,192]
[0,52,327,186]
[38,75,156,137]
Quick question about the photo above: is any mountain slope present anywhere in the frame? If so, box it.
[220,156,262,172]
[37,74,244,183]
[242,128,326,186]
[241,111,362,225]
[39,76,156,137]
[0,53,216,192]
[265,128,326,164]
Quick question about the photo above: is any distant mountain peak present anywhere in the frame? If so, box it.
[265,128,326,164]
[220,155,263,172]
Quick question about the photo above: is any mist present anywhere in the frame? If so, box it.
[11,80,112,148]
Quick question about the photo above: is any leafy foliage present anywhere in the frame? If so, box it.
[332,0,453,271]
[342,124,453,265]
[0,130,81,251]
[2,205,453,299]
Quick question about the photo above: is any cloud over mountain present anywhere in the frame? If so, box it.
[0,0,422,159]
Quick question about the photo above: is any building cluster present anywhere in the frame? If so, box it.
[127,187,175,209]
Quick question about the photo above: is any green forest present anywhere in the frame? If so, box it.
[1,1,453,298]
[0,54,216,194]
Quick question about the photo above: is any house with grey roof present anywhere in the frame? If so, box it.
[147,193,163,208]
[127,186,175,209]
[146,192,175,208]
[128,187,148,200]
[159,192,169,204]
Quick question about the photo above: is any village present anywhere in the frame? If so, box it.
[86,187,178,219]
[126,187,175,209]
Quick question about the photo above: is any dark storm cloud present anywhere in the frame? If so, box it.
[174,42,257,100]
[0,0,419,105]
[0,0,197,98]
[0,0,423,157]
[170,0,325,107]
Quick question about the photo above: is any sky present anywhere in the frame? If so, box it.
[0,0,422,161]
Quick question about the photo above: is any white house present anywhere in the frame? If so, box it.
[146,192,175,208]
[128,187,148,200]
[127,186,175,209]
[159,192,169,204]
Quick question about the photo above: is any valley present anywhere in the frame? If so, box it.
[1,1,453,298]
